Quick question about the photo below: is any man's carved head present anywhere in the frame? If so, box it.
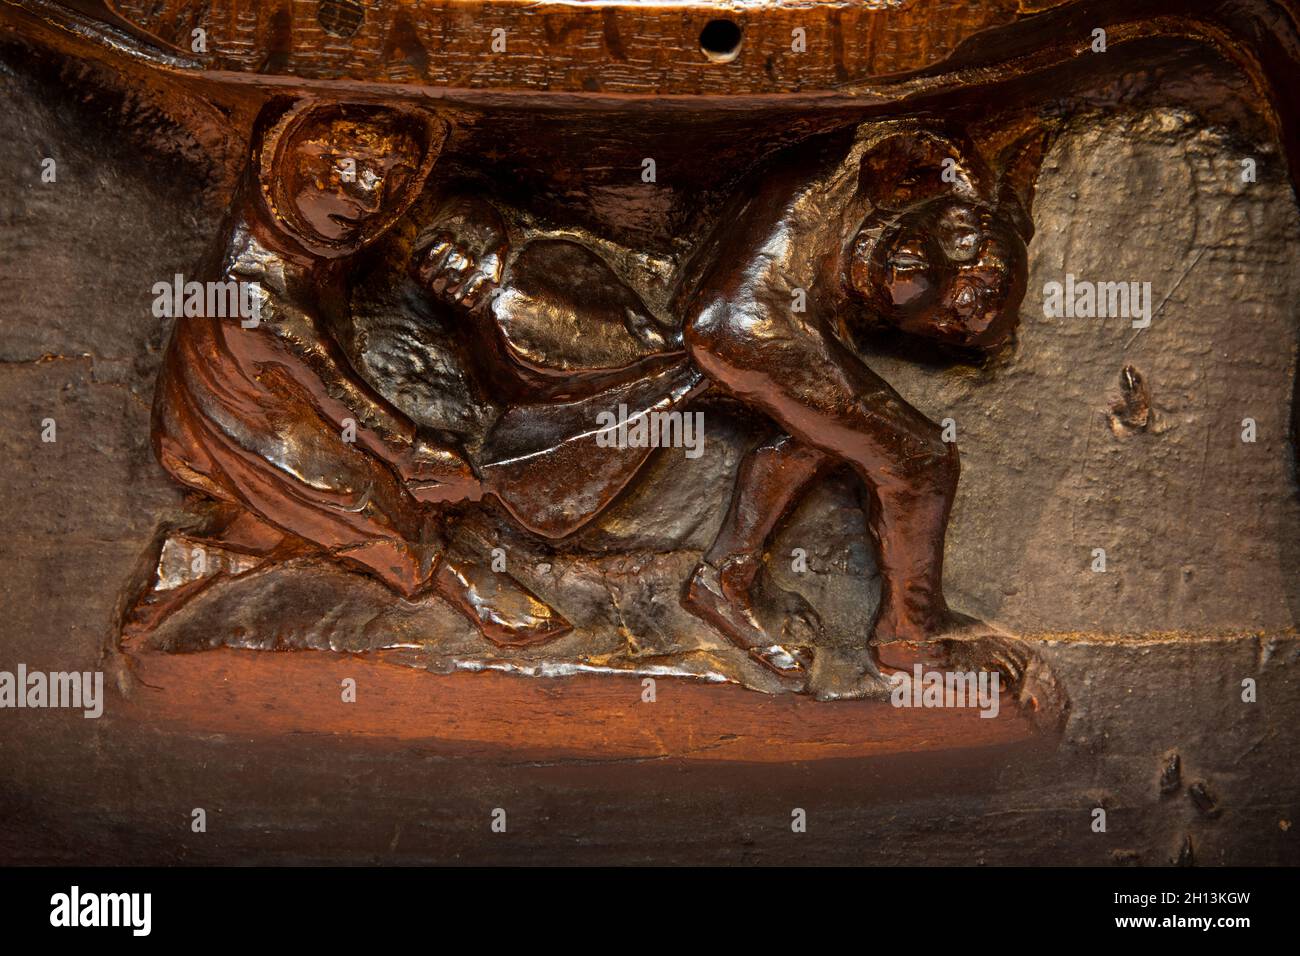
[257,101,446,258]
[849,127,1041,350]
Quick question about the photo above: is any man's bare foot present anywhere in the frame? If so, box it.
[433,552,571,648]
[873,611,1066,723]
[874,608,1012,664]
[938,624,1065,722]
[681,557,815,679]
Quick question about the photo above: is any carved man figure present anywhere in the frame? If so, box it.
[402,120,1043,680]
[677,122,1043,676]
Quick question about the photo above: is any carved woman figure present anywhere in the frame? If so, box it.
[146,99,572,647]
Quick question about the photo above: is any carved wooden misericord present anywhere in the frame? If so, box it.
[6,0,1299,758]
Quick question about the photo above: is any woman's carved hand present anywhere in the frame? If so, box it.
[399,427,483,504]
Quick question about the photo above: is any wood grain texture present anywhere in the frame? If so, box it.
[101,0,1022,94]
[122,646,1044,762]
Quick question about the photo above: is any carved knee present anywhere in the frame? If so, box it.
[876,423,959,498]
[917,431,960,493]
[683,299,746,381]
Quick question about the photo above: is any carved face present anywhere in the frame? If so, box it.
[260,103,442,256]
[282,115,420,245]
[858,197,1027,349]
[848,128,1032,350]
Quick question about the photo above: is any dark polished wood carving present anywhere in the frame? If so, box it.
[5,0,1297,725]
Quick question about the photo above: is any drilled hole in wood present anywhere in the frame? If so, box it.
[700,19,743,62]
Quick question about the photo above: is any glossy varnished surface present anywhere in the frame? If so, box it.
[2,0,1299,864]
[121,645,1050,762]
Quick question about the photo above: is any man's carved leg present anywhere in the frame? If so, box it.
[682,433,828,673]
[685,305,958,647]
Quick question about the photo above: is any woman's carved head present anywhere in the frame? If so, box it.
[849,127,1040,350]
[256,101,445,258]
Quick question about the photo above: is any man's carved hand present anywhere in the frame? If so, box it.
[400,427,483,504]
[413,196,508,312]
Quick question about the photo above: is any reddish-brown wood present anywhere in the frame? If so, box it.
[120,645,1046,762]
[96,0,1029,94]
